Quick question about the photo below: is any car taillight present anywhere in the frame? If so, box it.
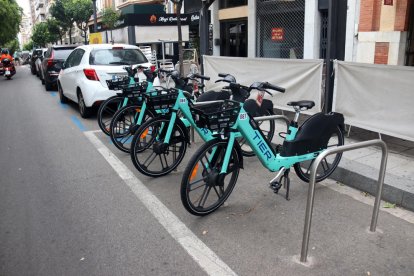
[47,51,55,68]
[83,69,100,81]
[150,65,156,72]
[47,59,54,68]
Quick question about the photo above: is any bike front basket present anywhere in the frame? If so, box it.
[121,82,147,95]
[191,100,241,131]
[144,89,179,110]
[106,76,130,90]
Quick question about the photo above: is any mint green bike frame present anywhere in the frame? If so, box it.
[218,106,322,174]
[155,89,242,145]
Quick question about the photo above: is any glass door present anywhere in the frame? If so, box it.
[220,19,248,57]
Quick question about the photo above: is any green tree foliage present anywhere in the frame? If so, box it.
[4,38,19,54]
[0,0,23,45]
[32,22,50,47]
[47,18,65,44]
[101,7,120,43]
[73,0,93,44]
[23,40,34,51]
[50,0,76,44]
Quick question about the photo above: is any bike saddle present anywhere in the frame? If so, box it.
[287,100,315,110]
[196,90,231,102]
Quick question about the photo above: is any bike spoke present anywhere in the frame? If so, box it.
[199,186,212,208]
[143,151,157,167]
[212,186,222,198]
[120,134,132,144]
[304,159,315,175]
[189,179,209,192]
[321,158,330,172]
[159,155,165,170]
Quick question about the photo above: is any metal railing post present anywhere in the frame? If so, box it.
[300,139,388,263]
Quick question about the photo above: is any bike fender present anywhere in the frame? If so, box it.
[174,117,191,144]
[233,140,244,169]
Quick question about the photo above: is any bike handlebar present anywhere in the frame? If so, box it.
[262,82,285,93]
[192,73,210,81]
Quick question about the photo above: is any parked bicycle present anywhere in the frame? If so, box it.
[129,74,280,177]
[180,81,345,216]
[108,69,203,153]
[97,65,157,136]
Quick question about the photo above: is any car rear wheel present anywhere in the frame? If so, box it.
[45,80,53,91]
[78,90,93,118]
[58,82,68,104]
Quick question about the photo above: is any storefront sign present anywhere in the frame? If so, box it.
[122,13,200,27]
[271,28,284,41]
[89,33,102,44]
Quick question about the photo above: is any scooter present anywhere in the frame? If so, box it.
[1,58,16,80]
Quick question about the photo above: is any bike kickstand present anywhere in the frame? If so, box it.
[282,169,291,201]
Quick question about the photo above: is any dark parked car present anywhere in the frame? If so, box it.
[39,45,77,91]
[30,48,44,75]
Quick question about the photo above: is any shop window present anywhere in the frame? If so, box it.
[256,0,305,59]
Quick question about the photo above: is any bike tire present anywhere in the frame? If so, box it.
[97,95,125,136]
[294,125,344,183]
[110,104,155,153]
[180,139,240,216]
[130,116,187,177]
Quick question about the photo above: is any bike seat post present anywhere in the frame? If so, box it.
[293,106,301,123]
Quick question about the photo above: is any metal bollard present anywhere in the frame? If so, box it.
[300,139,388,263]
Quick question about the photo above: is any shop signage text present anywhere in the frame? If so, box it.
[272,28,284,41]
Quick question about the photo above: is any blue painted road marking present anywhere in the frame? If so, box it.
[71,115,87,132]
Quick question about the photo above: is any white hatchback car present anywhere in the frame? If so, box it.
[57,44,151,118]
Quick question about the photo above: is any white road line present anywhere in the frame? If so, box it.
[84,131,237,276]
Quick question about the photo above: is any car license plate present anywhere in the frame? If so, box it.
[5,70,10,75]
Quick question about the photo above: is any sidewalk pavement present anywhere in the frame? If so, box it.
[331,126,414,212]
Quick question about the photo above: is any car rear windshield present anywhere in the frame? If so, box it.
[53,48,76,59]
[89,48,148,66]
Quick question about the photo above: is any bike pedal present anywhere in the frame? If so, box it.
[270,182,282,194]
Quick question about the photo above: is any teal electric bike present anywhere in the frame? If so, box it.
[180,81,345,216]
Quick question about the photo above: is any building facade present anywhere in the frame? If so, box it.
[208,0,413,66]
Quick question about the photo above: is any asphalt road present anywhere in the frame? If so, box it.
[1,66,413,276]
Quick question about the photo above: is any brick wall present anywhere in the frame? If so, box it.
[395,0,410,31]
[374,42,389,64]
[359,0,382,31]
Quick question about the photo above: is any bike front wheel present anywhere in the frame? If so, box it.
[97,95,125,136]
[294,125,344,182]
[130,116,187,177]
[110,104,154,153]
[180,139,240,216]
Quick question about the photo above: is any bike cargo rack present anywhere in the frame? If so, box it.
[300,139,388,263]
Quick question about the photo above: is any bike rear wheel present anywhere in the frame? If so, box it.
[97,95,125,136]
[180,139,240,216]
[110,104,154,153]
[130,116,187,177]
[294,126,344,182]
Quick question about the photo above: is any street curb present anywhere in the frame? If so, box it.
[330,158,414,212]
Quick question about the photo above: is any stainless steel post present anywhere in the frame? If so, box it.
[300,139,388,263]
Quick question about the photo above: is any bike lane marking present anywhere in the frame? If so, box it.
[71,115,87,132]
[84,130,237,276]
